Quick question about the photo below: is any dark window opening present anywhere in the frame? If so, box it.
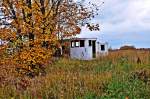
[71,40,85,48]
[80,40,85,47]
[101,45,105,51]
[71,41,75,48]
[92,41,96,58]
[89,40,92,46]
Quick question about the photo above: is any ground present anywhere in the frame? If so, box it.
[0,49,150,99]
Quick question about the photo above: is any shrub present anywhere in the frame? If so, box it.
[101,73,150,99]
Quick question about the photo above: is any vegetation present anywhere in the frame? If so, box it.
[0,0,100,77]
[0,1,150,99]
[120,45,136,50]
[0,49,150,99]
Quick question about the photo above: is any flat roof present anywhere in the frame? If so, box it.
[71,38,97,40]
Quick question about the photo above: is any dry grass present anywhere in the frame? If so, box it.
[0,49,150,98]
[108,49,150,64]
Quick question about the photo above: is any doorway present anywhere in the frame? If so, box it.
[92,40,96,58]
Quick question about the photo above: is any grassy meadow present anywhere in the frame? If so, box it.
[1,49,150,99]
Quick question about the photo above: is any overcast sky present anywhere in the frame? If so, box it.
[76,0,150,49]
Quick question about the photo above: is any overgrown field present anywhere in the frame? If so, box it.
[1,49,150,99]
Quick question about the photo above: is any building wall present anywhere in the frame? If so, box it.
[96,42,109,57]
[70,39,109,60]
[70,47,87,60]
[70,39,93,60]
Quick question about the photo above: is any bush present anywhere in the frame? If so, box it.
[101,73,150,99]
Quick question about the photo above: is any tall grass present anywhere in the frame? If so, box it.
[0,49,150,99]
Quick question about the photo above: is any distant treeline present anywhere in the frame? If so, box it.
[109,45,150,51]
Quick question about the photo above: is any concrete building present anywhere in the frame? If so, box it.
[70,38,108,60]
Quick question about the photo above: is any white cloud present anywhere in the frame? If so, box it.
[78,0,150,48]
[100,0,150,33]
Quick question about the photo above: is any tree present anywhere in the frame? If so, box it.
[120,45,136,50]
[0,0,100,77]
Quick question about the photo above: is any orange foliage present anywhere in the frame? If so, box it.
[0,0,99,77]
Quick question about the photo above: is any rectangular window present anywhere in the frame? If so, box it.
[80,40,85,47]
[71,41,75,47]
[89,40,92,46]
[101,45,105,51]
[75,41,79,47]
